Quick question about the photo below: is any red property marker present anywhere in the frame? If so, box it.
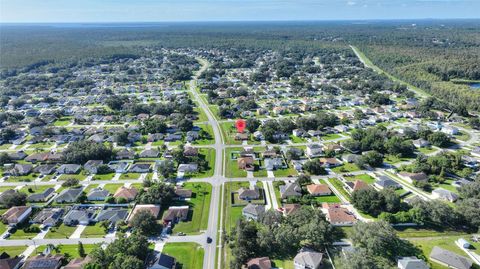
[235,119,246,133]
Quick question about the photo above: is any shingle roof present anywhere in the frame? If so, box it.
[429,246,473,269]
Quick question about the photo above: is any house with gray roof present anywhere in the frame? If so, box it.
[293,248,323,269]
[429,246,472,269]
[33,164,56,175]
[397,257,429,269]
[374,176,401,190]
[63,209,94,226]
[86,188,110,201]
[57,164,82,174]
[55,188,83,203]
[27,188,55,202]
[128,163,151,173]
[242,203,265,221]
[31,208,64,227]
[84,160,103,174]
[95,208,128,224]
[279,182,302,199]
[432,188,459,202]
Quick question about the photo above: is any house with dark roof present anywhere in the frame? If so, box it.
[238,186,261,200]
[128,163,151,173]
[63,209,94,226]
[27,188,55,202]
[31,208,64,227]
[174,187,192,200]
[429,246,472,269]
[147,252,176,269]
[432,188,459,202]
[0,252,22,269]
[247,257,272,269]
[84,160,103,174]
[374,176,401,190]
[55,188,83,203]
[163,206,189,224]
[95,208,128,224]
[397,257,429,269]
[344,180,369,194]
[33,164,56,175]
[23,254,63,269]
[139,149,160,158]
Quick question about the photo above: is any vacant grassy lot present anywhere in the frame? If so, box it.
[225,147,247,178]
[162,243,204,269]
[188,148,215,178]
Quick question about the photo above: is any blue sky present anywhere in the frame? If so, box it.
[0,0,478,23]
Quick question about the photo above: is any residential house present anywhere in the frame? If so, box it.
[238,186,261,200]
[441,125,459,136]
[280,182,302,199]
[238,157,255,171]
[432,188,459,202]
[23,254,63,269]
[397,257,429,269]
[183,146,198,157]
[57,164,81,174]
[63,209,94,226]
[375,176,401,190]
[174,187,192,199]
[342,154,360,163]
[128,204,161,222]
[429,246,472,269]
[398,172,428,184]
[128,163,151,173]
[163,206,189,224]
[8,151,27,160]
[0,253,22,269]
[325,204,357,226]
[242,203,265,221]
[64,257,92,269]
[95,208,129,224]
[25,152,49,163]
[412,139,430,148]
[306,184,332,196]
[10,164,33,176]
[306,144,323,158]
[1,206,32,225]
[139,149,160,158]
[108,161,130,173]
[33,164,56,175]
[31,208,64,227]
[55,188,83,203]
[282,204,301,216]
[147,253,176,269]
[87,188,110,201]
[264,158,284,171]
[234,132,249,141]
[319,157,341,167]
[27,187,55,202]
[247,257,272,269]
[293,248,323,269]
[84,160,103,174]
[116,149,135,160]
[113,186,138,202]
[345,180,370,194]
[177,163,198,173]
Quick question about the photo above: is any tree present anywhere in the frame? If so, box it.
[135,182,175,205]
[352,188,401,217]
[63,140,114,164]
[350,221,400,260]
[357,151,384,168]
[90,233,150,268]
[177,119,193,132]
[157,160,176,179]
[246,118,261,133]
[62,178,79,188]
[456,198,480,228]
[78,241,86,258]
[295,174,312,186]
[302,160,327,175]
[0,153,11,166]
[141,118,167,135]
[0,191,27,207]
[230,219,260,269]
[105,95,128,110]
[428,132,450,147]
[338,248,393,269]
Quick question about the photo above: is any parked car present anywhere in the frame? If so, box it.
[2,233,11,239]
[207,237,212,243]
[177,232,186,236]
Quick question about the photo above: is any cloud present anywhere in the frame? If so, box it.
[347,1,357,5]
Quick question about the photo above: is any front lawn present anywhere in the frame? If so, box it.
[162,243,204,269]
[314,194,341,203]
[0,246,27,257]
[92,173,116,181]
[328,178,351,201]
[344,174,375,184]
[187,148,215,178]
[81,223,107,238]
[225,148,247,178]
[9,224,41,239]
[118,173,141,180]
[331,163,361,173]
[172,183,212,234]
[58,174,86,181]
[36,244,96,258]
[44,224,77,239]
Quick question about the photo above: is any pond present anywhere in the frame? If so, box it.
[470,83,480,89]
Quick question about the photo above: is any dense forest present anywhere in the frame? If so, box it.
[1,20,479,110]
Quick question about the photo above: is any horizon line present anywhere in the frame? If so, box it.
[1,18,480,25]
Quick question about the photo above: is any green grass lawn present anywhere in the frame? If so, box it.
[454,131,471,142]
[92,173,116,181]
[0,246,27,257]
[35,244,96,258]
[44,224,77,239]
[0,186,16,193]
[394,227,469,238]
[172,182,212,234]
[192,124,215,145]
[272,259,294,269]
[7,174,38,182]
[346,174,375,184]
[253,169,268,177]
[322,133,342,140]
[102,183,125,194]
[58,174,86,181]
[225,148,247,178]
[27,142,54,149]
[417,147,438,155]
[289,135,307,143]
[331,163,361,173]
[274,167,298,177]
[188,148,215,178]
[328,178,351,202]
[194,107,209,122]
[118,173,141,180]
[81,223,107,238]
[384,154,412,164]
[8,224,41,239]
[408,235,479,269]
[223,182,249,234]
[162,243,204,269]
[314,194,341,203]
[219,122,242,145]
[19,185,55,195]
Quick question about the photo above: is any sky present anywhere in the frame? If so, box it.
[0,0,478,23]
